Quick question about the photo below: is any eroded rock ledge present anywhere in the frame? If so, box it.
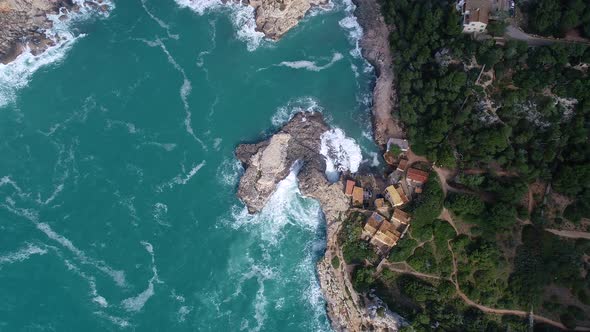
[236,112,350,223]
[248,0,328,40]
[235,113,400,331]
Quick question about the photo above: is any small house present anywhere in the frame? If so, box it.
[392,208,411,225]
[370,220,401,248]
[396,186,410,205]
[363,212,385,237]
[384,185,405,207]
[344,180,356,196]
[458,0,491,33]
[407,168,429,185]
[352,186,364,207]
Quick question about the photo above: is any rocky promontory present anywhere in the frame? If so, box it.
[235,112,401,331]
[0,0,69,64]
[247,0,328,40]
[236,112,350,223]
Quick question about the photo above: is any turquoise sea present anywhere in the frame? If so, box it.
[0,0,381,330]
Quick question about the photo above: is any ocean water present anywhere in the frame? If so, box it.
[0,0,380,330]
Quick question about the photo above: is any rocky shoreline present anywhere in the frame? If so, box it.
[352,0,403,147]
[0,0,110,65]
[235,113,401,331]
[248,0,330,40]
[236,0,403,330]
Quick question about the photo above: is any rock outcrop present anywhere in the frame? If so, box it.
[236,112,349,223]
[353,0,404,146]
[235,112,401,331]
[0,0,69,64]
[248,0,328,40]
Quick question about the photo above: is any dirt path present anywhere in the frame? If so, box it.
[545,229,590,240]
[381,260,444,281]
[446,241,589,331]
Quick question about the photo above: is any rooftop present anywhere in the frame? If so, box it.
[352,186,364,206]
[345,180,355,196]
[407,168,429,184]
[464,0,490,24]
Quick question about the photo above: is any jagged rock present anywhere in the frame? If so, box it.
[247,0,328,40]
[235,113,402,331]
[236,112,349,223]
[0,0,73,64]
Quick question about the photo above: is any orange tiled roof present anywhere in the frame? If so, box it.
[407,168,429,184]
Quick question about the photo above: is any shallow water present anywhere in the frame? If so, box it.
[0,0,379,330]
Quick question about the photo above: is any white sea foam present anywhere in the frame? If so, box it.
[139,38,207,149]
[367,151,380,167]
[320,128,362,182]
[271,97,324,127]
[174,0,265,51]
[217,158,243,187]
[265,52,344,72]
[0,202,126,287]
[153,203,171,227]
[94,311,131,328]
[62,258,108,308]
[228,161,322,244]
[0,0,113,108]
[140,0,179,40]
[121,241,161,312]
[338,0,364,58]
[0,243,48,266]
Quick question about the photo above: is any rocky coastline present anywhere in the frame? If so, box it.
[352,0,403,147]
[235,0,403,330]
[235,113,401,331]
[248,0,330,40]
[0,0,110,65]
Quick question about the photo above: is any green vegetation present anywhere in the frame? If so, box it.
[331,256,340,269]
[521,0,590,38]
[406,174,444,242]
[339,212,377,265]
[370,0,590,327]
[509,225,586,310]
[374,271,530,331]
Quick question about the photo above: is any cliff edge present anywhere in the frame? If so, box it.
[235,113,400,331]
[248,0,328,40]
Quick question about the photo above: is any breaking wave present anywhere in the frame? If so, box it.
[217,161,330,331]
[338,0,363,58]
[0,0,114,108]
[320,128,363,182]
[228,161,322,244]
[271,97,324,127]
[174,0,265,51]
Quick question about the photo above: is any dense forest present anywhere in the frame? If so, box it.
[520,0,590,38]
[349,0,590,329]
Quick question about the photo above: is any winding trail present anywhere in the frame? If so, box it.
[545,229,590,240]
[446,241,590,331]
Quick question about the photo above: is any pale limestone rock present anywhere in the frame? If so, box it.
[248,0,328,40]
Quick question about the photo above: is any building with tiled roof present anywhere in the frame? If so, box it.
[407,168,429,185]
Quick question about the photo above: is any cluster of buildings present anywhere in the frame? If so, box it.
[456,0,514,33]
[343,138,430,254]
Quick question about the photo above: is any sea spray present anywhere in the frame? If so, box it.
[320,128,363,182]
[0,0,114,108]
[271,97,325,127]
[218,161,330,331]
[174,0,265,51]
